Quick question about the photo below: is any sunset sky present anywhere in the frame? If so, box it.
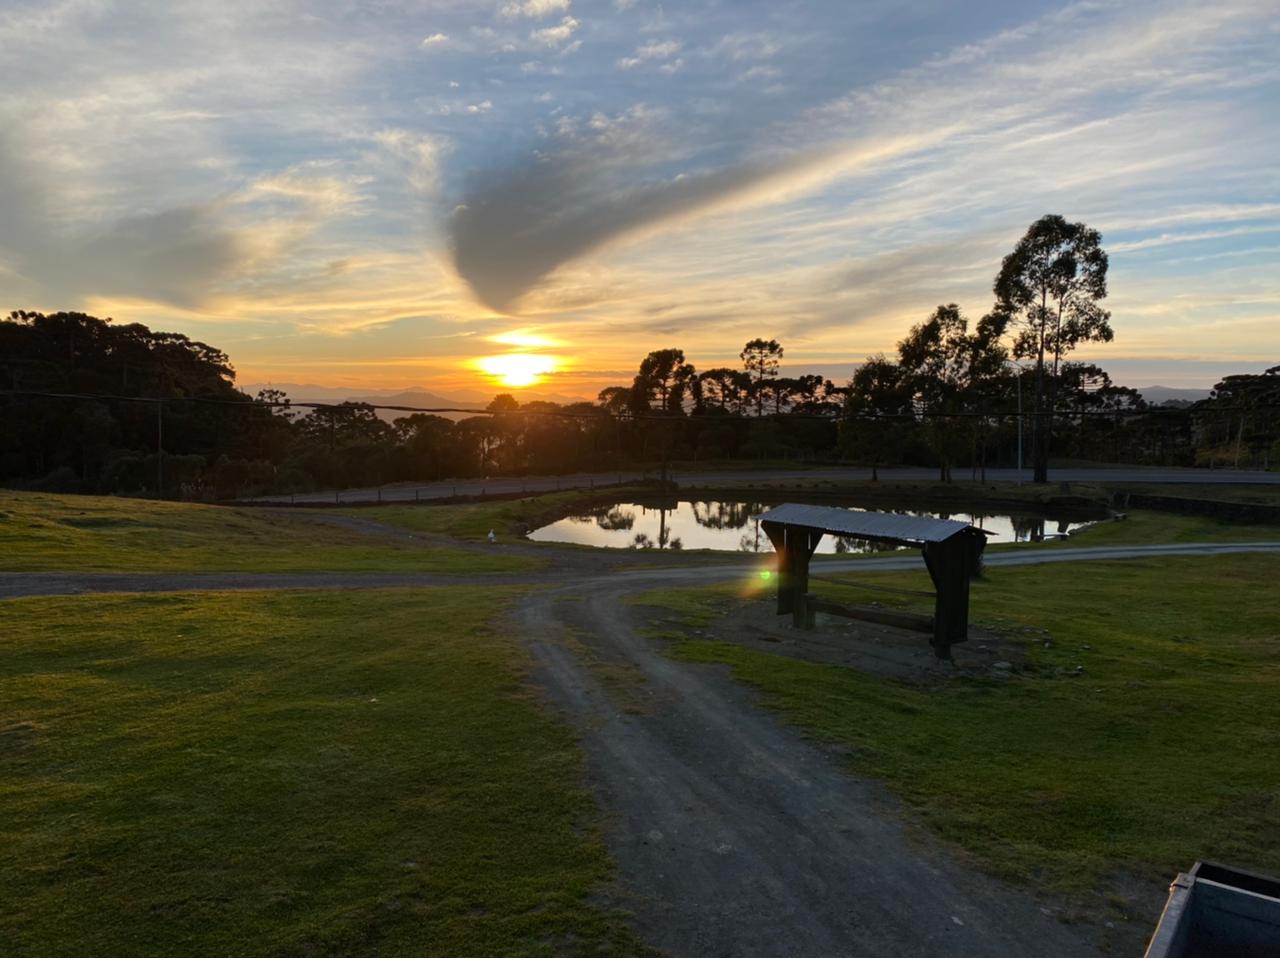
[1,0,1277,400]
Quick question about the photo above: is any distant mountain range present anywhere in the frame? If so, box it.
[1136,385,1212,405]
[241,384,483,422]
[243,381,1214,420]
[240,383,593,422]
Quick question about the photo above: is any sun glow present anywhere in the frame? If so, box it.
[489,329,561,349]
[474,353,561,388]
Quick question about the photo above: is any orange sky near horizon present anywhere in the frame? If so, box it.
[6,2,1276,403]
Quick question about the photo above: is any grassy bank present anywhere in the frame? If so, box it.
[0,491,535,573]
[0,588,643,957]
[676,476,1111,511]
[341,486,655,542]
[1048,509,1280,546]
[1109,483,1280,507]
[633,553,1280,899]
[354,481,1280,553]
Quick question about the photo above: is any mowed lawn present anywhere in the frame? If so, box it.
[342,487,654,543]
[351,486,1280,553]
[1028,507,1280,547]
[637,553,1280,898]
[0,589,643,957]
[0,491,535,574]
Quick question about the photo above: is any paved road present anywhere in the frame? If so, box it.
[241,465,1280,506]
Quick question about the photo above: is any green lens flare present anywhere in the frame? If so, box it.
[759,570,772,580]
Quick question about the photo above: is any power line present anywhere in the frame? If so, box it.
[2,388,1276,423]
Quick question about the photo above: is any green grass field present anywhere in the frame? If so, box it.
[0,491,536,573]
[341,487,654,543]
[348,489,1278,557]
[6,480,1279,948]
[1111,483,1280,506]
[0,588,643,957]
[633,554,1280,899]
[998,508,1280,549]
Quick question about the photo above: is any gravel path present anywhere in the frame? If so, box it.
[8,541,1279,954]
[6,542,1278,600]
[521,579,1105,957]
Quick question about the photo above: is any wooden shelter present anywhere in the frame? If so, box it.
[756,504,987,658]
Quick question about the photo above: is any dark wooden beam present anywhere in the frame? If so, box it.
[805,597,934,633]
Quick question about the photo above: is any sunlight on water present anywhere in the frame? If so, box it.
[527,500,1097,552]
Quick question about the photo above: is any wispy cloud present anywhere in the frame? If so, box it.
[618,39,681,70]
[530,16,579,47]
[0,0,1276,390]
[372,130,448,196]
[501,0,571,18]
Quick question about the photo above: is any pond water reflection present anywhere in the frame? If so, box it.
[527,500,1097,552]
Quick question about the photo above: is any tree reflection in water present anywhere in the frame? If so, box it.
[630,500,682,549]
[630,531,682,550]
[596,507,636,532]
[831,536,900,555]
[531,500,1096,551]
[691,500,763,530]
[565,504,638,531]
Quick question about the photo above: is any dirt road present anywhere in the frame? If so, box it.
[8,541,1279,954]
[520,578,1111,957]
[6,540,1277,599]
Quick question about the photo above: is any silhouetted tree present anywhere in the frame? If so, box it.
[394,413,457,479]
[740,338,783,416]
[698,367,751,414]
[895,305,1009,481]
[994,215,1112,482]
[1198,366,1280,468]
[789,374,839,415]
[634,348,697,415]
[842,355,912,480]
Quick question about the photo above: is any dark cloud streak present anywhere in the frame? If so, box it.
[0,135,246,310]
[448,140,812,313]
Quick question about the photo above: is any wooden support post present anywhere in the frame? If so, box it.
[761,521,791,615]
[922,538,972,657]
[790,530,822,627]
[800,592,816,630]
[763,522,823,625]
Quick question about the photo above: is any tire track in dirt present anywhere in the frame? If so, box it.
[517,577,1107,957]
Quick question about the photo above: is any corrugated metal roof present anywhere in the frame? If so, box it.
[755,503,972,544]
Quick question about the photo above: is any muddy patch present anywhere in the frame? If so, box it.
[635,592,1041,683]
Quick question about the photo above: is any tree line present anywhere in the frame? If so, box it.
[1,216,1276,497]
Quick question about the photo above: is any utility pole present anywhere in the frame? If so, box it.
[156,401,164,499]
[1006,361,1024,479]
[1016,367,1023,476]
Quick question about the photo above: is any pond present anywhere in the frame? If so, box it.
[526,499,1100,553]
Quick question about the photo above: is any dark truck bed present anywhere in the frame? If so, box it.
[1146,861,1280,957]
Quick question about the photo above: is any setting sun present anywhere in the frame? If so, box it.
[474,353,560,388]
